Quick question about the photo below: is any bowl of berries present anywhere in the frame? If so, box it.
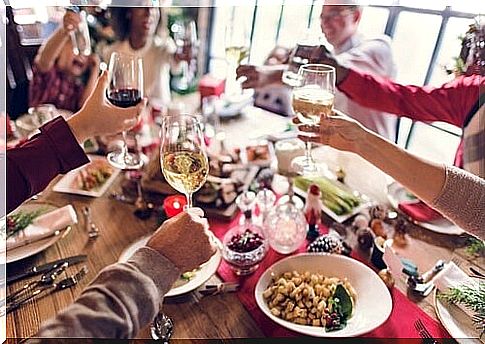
[222,224,268,276]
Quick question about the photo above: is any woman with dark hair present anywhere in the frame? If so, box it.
[101,3,175,104]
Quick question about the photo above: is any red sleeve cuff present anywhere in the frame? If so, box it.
[39,116,89,173]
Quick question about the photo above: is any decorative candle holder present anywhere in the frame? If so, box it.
[264,200,307,254]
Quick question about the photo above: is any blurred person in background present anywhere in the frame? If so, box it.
[237,0,398,140]
[101,1,176,105]
[29,9,100,112]
[309,20,485,178]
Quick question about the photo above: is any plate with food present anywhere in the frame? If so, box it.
[3,203,73,264]
[53,155,119,197]
[118,235,222,297]
[387,182,464,235]
[241,140,275,168]
[434,278,484,343]
[293,175,372,223]
[255,253,392,337]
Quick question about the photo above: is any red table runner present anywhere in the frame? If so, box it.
[209,215,451,339]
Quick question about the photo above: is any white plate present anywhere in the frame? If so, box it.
[5,203,72,264]
[255,253,392,337]
[435,281,483,343]
[118,235,222,297]
[293,178,372,223]
[387,182,464,235]
[53,155,120,198]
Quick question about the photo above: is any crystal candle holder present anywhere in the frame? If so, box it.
[264,202,307,254]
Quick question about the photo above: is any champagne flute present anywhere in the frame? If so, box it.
[224,12,250,99]
[291,64,335,175]
[106,52,144,170]
[160,114,209,208]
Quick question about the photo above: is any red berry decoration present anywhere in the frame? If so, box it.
[227,229,264,253]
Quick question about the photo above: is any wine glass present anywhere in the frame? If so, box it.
[106,52,144,170]
[172,20,198,92]
[291,64,335,175]
[224,13,250,99]
[160,114,209,208]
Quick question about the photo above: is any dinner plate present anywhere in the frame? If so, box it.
[53,155,120,198]
[118,235,222,297]
[293,177,372,223]
[255,253,393,337]
[4,203,72,264]
[387,182,464,235]
[434,280,483,343]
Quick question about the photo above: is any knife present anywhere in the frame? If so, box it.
[7,255,87,285]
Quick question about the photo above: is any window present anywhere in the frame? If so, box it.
[392,12,442,85]
[9,3,66,45]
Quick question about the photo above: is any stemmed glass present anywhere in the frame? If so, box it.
[224,13,250,98]
[291,64,335,175]
[106,52,144,170]
[173,20,198,92]
[160,114,209,208]
[151,114,209,340]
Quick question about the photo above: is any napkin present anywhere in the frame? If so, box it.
[7,205,78,251]
[434,262,480,318]
[398,200,443,222]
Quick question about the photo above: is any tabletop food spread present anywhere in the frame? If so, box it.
[5,105,484,342]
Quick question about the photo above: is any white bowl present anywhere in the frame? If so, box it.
[255,253,393,337]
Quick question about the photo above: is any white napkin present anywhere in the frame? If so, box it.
[434,262,480,318]
[7,205,77,251]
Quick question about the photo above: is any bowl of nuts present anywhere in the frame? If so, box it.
[255,253,392,337]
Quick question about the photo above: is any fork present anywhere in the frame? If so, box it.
[414,319,439,343]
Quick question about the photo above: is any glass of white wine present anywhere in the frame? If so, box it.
[291,64,335,175]
[224,12,250,99]
[160,114,209,209]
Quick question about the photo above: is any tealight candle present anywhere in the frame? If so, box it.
[163,195,187,217]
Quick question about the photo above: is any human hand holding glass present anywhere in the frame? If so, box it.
[106,52,144,170]
[291,64,336,175]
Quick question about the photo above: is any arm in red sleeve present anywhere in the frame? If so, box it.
[338,70,483,128]
[7,117,89,213]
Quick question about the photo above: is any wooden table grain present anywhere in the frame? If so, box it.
[6,108,483,340]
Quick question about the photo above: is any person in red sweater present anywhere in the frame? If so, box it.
[310,22,484,178]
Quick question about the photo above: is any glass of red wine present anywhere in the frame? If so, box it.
[106,52,144,170]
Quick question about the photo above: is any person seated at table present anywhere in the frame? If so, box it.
[7,70,145,214]
[29,9,100,112]
[27,209,216,339]
[295,112,485,239]
[101,2,176,105]
[307,20,485,179]
[237,0,399,141]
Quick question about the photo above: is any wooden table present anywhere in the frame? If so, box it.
[6,107,483,340]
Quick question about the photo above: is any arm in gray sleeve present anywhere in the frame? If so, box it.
[30,247,181,339]
[431,165,485,239]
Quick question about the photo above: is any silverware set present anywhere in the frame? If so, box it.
[7,261,88,314]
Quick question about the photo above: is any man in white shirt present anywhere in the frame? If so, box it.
[237,1,398,141]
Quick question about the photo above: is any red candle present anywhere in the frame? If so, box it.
[163,195,187,217]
